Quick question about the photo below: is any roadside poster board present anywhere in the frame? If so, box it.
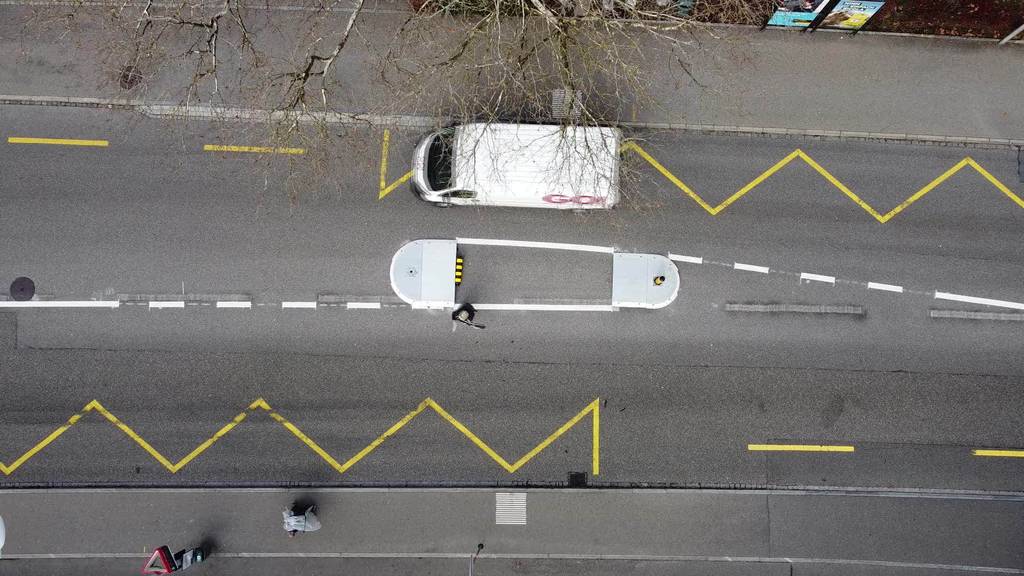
[767,0,830,29]
[819,1,885,30]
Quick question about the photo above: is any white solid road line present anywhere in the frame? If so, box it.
[800,272,836,285]
[0,300,120,308]
[934,291,1024,311]
[455,237,614,254]
[346,302,382,309]
[734,263,770,274]
[868,282,904,293]
[472,303,616,312]
[668,254,703,264]
[148,301,185,309]
[216,301,252,308]
[281,301,318,309]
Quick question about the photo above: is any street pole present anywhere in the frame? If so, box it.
[468,543,484,576]
[999,22,1024,45]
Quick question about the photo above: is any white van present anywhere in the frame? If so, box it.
[411,123,621,209]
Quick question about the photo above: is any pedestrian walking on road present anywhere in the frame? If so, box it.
[453,304,485,330]
[283,505,321,537]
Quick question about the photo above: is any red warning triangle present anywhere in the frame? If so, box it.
[142,546,175,574]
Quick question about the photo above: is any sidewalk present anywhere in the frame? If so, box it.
[0,3,1021,140]
[1,488,1022,573]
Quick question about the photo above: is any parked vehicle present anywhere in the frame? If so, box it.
[411,123,621,209]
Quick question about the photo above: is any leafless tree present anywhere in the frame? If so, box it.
[12,0,772,205]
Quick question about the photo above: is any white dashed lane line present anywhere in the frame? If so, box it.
[673,253,1023,313]
[216,301,253,308]
[800,272,836,285]
[734,262,770,274]
[2,251,1022,315]
[868,282,904,293]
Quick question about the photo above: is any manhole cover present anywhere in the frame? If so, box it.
[119,65,142,90]
[10,277,35,301]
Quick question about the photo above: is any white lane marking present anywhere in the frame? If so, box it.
[216,301,252,308]
[472,303,616,312]
[868,282,904,293]
[455,237,614,254]
[281,301,318,309]
[669,254,703,264]
[800,272,836,285]
[934,291,1024,311]
[734,262,770,274]
[495,492,527,525]
[346,302,382,309]
[0,300,120,308]
[148,301,185,309]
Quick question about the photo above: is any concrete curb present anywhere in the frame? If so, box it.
[2,94,1021,148]
[3,483,1024,499]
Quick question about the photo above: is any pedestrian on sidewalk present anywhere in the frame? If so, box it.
[283,504,321,537]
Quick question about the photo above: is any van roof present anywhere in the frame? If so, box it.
[453,123,620,205]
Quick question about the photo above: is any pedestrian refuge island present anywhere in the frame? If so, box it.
[389,238,679,311]
[390,239,458,310]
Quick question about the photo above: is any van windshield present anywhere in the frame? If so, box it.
[427,131,454,191]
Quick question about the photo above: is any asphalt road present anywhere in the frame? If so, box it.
[1,107,1022,491]
[1,328,1022,489]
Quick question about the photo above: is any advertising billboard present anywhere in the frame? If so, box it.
[820,1,885,30]
[767,0,830,29]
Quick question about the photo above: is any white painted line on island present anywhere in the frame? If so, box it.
[216,301,252,308]
[0,300,120,308]
[346,302,382,309]
[472,303,616,312]
[734,263,770,274]
[455,237,614,254]
[281,301,318,309]
[934,291,1024,311]
[669,254,703,264]
[800,272,836,285]
[148,301,185,309]
[868,282,904,293]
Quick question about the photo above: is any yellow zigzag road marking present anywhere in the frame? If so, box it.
[379,129,413,200]
[0,398,600,475]
[621,142,1024,223]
